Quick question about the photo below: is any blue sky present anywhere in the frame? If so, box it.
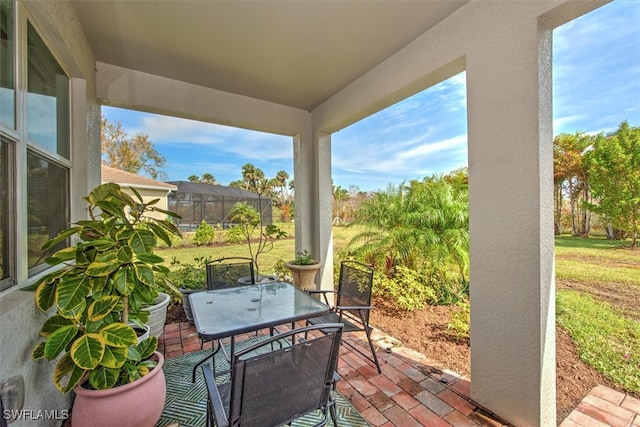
[103,1,640,193]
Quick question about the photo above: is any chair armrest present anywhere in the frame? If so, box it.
[202,364,229,427]
[336,305,374,311]
[307,289,337,306]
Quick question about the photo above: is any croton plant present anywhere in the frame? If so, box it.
[30,183,181,392]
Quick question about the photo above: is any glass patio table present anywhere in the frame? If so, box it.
[189,281,330,380]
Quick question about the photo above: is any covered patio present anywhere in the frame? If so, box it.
[0,0,624,425]
[157,322,640,426]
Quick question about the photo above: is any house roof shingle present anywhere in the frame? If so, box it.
[101,165,177,191]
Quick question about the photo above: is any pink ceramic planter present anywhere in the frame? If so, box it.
[71,352,166,427]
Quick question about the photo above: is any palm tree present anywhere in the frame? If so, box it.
[349,174,469,284]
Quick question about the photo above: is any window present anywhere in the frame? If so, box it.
[0,0,14,129]
[25,21,70,276]
[27,21,69,159]
[0,138,12,290]
[27,151,68,275]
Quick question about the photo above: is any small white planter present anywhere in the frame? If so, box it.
[143,293,170,338]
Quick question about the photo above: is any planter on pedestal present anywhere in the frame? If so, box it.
[285,261,322,291]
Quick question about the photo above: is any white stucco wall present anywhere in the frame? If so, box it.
[0,1,100,425]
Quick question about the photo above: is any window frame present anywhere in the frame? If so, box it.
[0,134,15,291]
[0,4,74,289]
[24,18,71,278]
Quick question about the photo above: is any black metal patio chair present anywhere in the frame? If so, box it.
[192,257,256,382]
[202,323,343,427]
[206,256,255,289]
[307,260,382,373]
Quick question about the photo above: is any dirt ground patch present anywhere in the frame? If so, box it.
[368,276,640,422]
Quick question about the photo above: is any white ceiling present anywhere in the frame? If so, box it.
[71,1,468,111]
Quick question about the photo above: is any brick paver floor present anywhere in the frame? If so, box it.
[159,321,639,426]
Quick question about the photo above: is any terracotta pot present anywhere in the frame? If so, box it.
[285,261,322,291]
[71,352,166,427]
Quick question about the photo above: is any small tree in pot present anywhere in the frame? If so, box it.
[285,250,322,291]
[29,183,181,426]
[228,201,286,281]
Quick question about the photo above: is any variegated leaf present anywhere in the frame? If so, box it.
[87,296,120,321]
[32,342,46,360]
[100,346,128,369]
[134,263,154,286]
[57,299,86,320]
[136,252,164,264]
[54,353,87,393]
[56,275,91,311]
[70,333,106,370]
[137,336,158,359]
[129,229,156,254]
[43,325,79,360]
[100,323,137,348]
[35,279,57,312]
[113,266,137,295]
[86,257,120,277]
[88,365,119,390]
[40,314,75,336]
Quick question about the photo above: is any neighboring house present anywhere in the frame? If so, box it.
[0,1,611,425]
[167,181,273,231]
[101,165,177,221]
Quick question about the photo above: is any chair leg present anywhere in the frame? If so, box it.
[365,327,382,374]
[329,401,339,426]
[192,340,221,382]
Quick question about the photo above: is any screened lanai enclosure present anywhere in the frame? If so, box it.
[167,181,273,231]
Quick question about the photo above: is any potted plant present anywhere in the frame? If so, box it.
[143,291,171,338]
[167,256,209,323]
[30,183,182,427]
[285,250,322,291]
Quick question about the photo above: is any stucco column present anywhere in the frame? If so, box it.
[293,128,333,290]
[314,132,334,291]
[467,13,556,426]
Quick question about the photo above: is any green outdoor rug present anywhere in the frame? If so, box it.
[158,347,370,427]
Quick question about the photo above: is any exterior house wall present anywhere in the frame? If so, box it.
[101,165,177,221]
[0,1,100,425]
[120,187,173,221]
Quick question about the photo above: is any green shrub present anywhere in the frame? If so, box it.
[446,299,470,341]
[274,259,292,282]
[374,265,437,311]
[165,256,210,300]
[193,219,216,246]
[431,277,469,305]
[225,225,243,244]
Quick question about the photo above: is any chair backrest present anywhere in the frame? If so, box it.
[206,257,255,290]
[228,324,343,427]
[336,260,374,325]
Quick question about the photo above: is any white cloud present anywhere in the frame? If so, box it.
[395,135,467,161]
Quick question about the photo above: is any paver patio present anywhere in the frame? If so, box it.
[159,321,639,426]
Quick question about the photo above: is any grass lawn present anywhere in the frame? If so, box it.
[157,224,361,275]
[555,235,640,393]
